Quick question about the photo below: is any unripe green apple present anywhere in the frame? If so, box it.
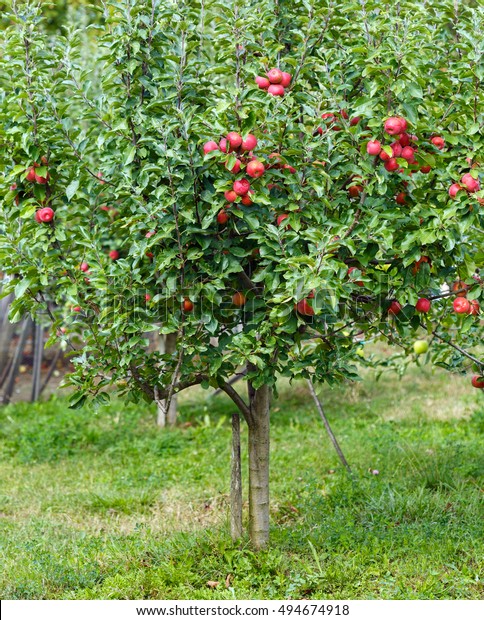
[413,340,429,355]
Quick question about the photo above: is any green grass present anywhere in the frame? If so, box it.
[0,364,482,600]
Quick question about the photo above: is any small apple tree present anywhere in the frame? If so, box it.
[0,0,483,548]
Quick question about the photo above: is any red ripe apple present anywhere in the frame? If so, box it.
[35,171,49,184]
[431,136,445,149]
[399,133,410,147]
[350,116,361,126]
[37,207,54,223]
[366,140,381,155]
[395,192,406,205]
[72,306,81,313]
[384,117,405,135]
[388,300,402,316]
[241,134,257,151]
[145,231,156,238]
[321,113,336,122]
[224,189,237,202]
[226,159,241,174]
[452,281,469,297]
[233,178,250,196]
[420,165,432,174]
[276,213,289,226]
[26,167,37,182]
[182,297,194,313]
[348,185,363,198]
[469,300,480,316]
[347,266,364,287]
[10,183,17,191]
[453,297,471,314]
[415,298,431,313]
[203,141,219,155]
[246,160,265,178]
[448,183,463,198]
[471,375,484,388]
[280,72,292,87]
[379,150,391,162]
[80,262,89,273]
[295,299,314,316]
[267,68,283,84]
[226,132,242,150]
[401,146,415,161]
[232,291,247,307]
[241,190,254,206]
[283,164,296,173]
[255,76,270,89]
[219,138,228,153]
[391,142,403,158]
[146,251,154,259]
[109,250,119,261]
[339,110,349,120]
[412,256,431,275]
[34,210,42,223]
[145,294,151,302]
[461,173,480,193]
[268,84,284,96]
[384,158,399,172]
[217,210,229,225]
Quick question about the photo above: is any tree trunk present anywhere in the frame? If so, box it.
[157,333,178,427]
[247,383,271,550]
[230,412,243,542]
[30,322,43,402]
[0,294,15,377]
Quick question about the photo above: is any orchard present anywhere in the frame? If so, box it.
[0,0,483,553]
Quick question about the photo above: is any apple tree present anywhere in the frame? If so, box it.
[0,0,483,548]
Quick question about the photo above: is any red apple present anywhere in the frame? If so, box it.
[246,160,265,178]
[109,250,119,261]
[395,191,406,205]
[469,300,480,316]
[232,291,247,307]
[34,171,49,184]
[452,281,469,297]
[145,294,151,302]
[295,299,314,316]
[348,185,363,198]
[420,165,432,174]
[399,133,410,147]
[203,141,219,155]
[415,298,431,313]
[233,178,250,196]
[391,142,403,158]
[366,140,381,155]
[36,207,54,223]
[224,189,237,202]
[388,300,402,316]
[26,166,37,182]
[431,136,445,150]
[72,306,81,313]
[471,375,484,388]
[241,190,254,206]
[384,116,406,135]
[145,231,156,238]
[385,158,399,172]
[401,146,415,161]
[379,150,391,162]
[350,116,361,126]
[80,262,89,273]
[276,213,289,227]
[226,159,241,174]
[241,134,257,151]
[226,132,242,150]
[267,68,283,84]
[448,183,463,198]
[412,256,431,274]
[453,297,471,314]
[182,297,194,313]
[461,173,480,193]
[217,210,229,225]
[268,84,284,96]
[219,138,228,153]
[280,72,292,87]
[255,76,270,89]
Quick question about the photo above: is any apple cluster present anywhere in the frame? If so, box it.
[255,68,291,97]
[11,159,55,224]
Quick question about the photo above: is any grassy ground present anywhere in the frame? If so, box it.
[0,363,482,600]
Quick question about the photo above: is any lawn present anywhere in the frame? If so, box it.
[0,363,482,600]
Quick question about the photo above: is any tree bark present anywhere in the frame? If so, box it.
[0,294,15,377]
[157,333,178,427]
[30,322,43,402]
[247,382,271,550]
[230,412,243,542]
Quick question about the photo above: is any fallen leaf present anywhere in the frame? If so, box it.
[207,581,219,588]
